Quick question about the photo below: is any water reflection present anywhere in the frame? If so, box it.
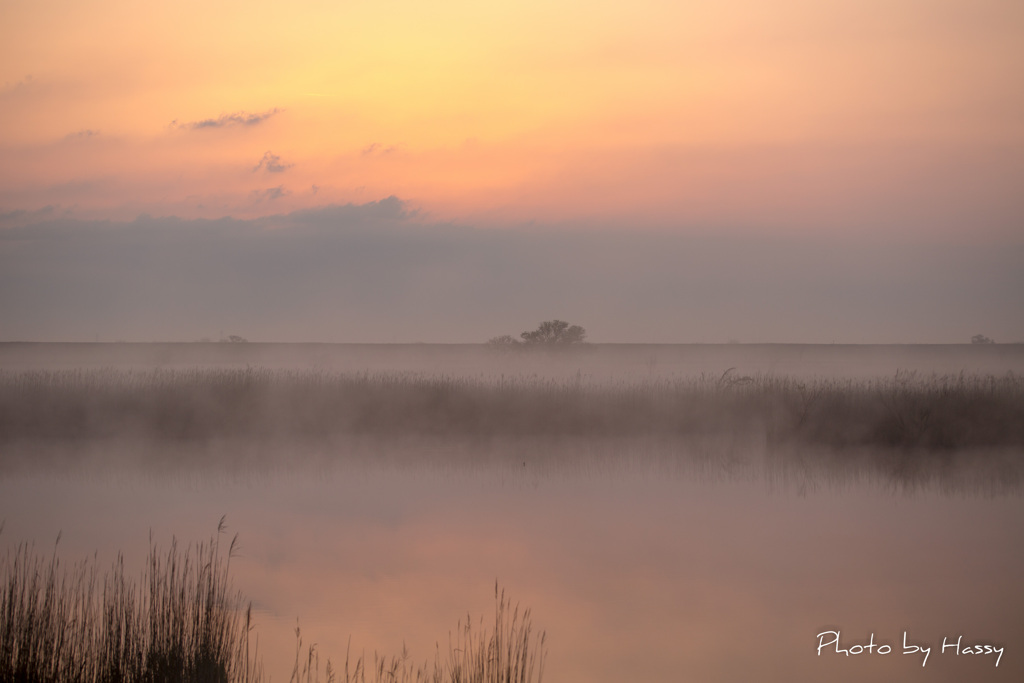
[2,439,1022,682]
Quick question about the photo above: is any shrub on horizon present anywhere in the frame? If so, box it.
[488,320,588,346]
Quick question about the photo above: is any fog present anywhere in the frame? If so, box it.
[4,340,1023,377]
[2,343,1022,682]
[3,439,1023,683]
[4,1,1023,680]
[2,344,1022,494]
[2,199,1021,343]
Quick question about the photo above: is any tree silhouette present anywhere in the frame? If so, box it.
[487,334,519,346]
[520,320,586,345]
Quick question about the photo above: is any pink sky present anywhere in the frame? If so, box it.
[1,0,1022,342]
[2,0,1022,238]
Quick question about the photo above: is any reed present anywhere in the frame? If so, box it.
[1,367,1021,450]
[288,584,545,683]
[0,521,261,683]
[1,522,545,683]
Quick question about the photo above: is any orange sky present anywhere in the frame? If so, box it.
[1,0,1022,236]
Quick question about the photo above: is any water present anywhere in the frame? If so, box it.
[3,341,1023,380]
[1,344,1022,682]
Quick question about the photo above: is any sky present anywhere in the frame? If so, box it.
[1,0,1022,342]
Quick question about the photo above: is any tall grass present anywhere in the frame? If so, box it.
[1,368,1021,450]
[0,521,261,683]
[1,525,545,683]
[288,585,545,683]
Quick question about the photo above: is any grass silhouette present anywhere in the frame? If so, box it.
[1,523,545,683]
[0,519,261,683]
[287,584,545,683]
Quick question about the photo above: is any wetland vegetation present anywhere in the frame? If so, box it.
[1,368,1021,451]
[0,522,260,683]
[0,524,546,683]
[1,344,1021,682]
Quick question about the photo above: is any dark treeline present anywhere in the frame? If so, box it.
[1,368,1022,451]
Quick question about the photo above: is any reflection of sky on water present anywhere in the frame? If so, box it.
[2,448,1021,683]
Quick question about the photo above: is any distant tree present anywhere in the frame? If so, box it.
[223,335,248,343]
[520,320,586,345]
[971,334,995,345]
[487,334,520,346]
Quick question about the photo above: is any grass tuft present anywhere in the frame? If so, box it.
[1,527,545,683]
[290,583,545,683]
[0,527,262,683]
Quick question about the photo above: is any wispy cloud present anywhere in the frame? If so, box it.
[253,151,293,173]
[250,185,289,202]
[63,129,99,141]
[0,74,34,98]
[173,108,282,130]
[0,204,58,229]
[361,142,398,157]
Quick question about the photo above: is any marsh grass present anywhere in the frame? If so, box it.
[288,584,545,683]
[1,368,1021,451]
[0,525,544,683]
[0,521,262,683]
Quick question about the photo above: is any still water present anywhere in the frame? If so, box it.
[1,344,1022,682]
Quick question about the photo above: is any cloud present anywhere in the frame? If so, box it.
[253,152,294,173]
[361,142,398,157]
[0,204,58,229]
[63,129,99,141]
[250,185,289,202]
[0,75,34,98]
[284,195,409,226]
[1,201,1021,343]
[173,108,282,130]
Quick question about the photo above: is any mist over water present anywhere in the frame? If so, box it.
[5,0,1024,678]
[2,343,1022,682]
[4,341,1023,378]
